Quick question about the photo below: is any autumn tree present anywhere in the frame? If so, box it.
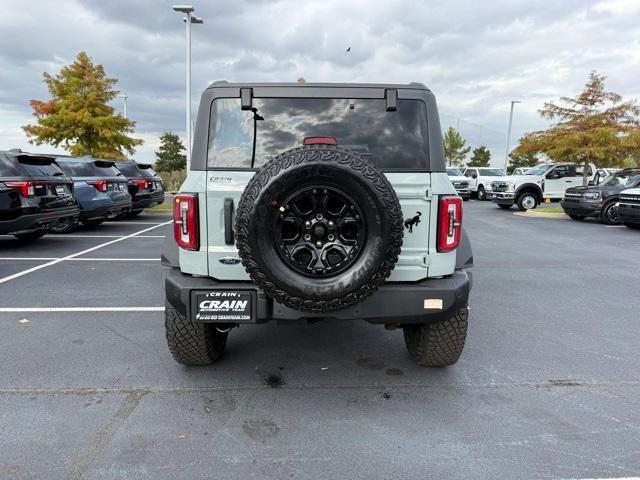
[513,71,640,185]
[467,145,491,167]
[507,150,539,174]
[23,51,142,159]
[443,127,471,167]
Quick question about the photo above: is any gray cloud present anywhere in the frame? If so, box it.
[1,0,639,164]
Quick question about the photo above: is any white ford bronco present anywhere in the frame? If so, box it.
[161,82,473,367]
[491,162,599,211]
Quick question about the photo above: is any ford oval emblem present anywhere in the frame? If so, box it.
[219,256,241,265]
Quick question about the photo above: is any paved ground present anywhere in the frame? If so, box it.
[1,202,639,480]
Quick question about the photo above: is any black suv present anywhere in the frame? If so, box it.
[561,168,640,224]
[0,150,79,240]
[114,160,164,216]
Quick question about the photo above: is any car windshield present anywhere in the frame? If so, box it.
[602,170,640,187]
[526,164,552,175]
[207,97,429,170]
[447,168,463,176]
[479,169,505,176]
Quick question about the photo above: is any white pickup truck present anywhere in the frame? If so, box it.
[490,162,599,211]
[462,167,507,200]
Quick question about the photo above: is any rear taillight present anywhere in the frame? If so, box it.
[174,194,199,250]
[5,181,35,197]
[136,179,148,189]
[437,196,463,252]
[87,180,108,192]
[303,137,337,145]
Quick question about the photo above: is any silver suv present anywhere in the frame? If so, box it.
[161,82,473,367]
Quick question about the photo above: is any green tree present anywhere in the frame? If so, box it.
[155,132,186,173]
[513,71,640,185]
[467,145,491,167]
[507,150,539,174]
[23,51,142,159]
[443,127,471,166]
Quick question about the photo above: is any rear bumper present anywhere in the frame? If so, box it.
[164,267,471,325]
[81,200,132,221]
[618,203,640,224]
[560,199,601,217]
[0,206,80,235]
[132,193,164,210]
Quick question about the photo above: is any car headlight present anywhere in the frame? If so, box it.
[505,182,515,192]
[583,192,601,200]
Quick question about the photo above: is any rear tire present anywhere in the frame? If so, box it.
[402,307,468,367]
[600,201,619,225]
[568,214,586,221]
[13,230,46,240]
[165,301,228,365]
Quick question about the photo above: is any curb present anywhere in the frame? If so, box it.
[513,211,567,219]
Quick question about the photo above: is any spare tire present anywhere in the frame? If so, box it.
[235,144,403,313]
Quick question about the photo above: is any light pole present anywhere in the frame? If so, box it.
[172,5,203,169]
[503,100,521,172]
[118,94,128,119]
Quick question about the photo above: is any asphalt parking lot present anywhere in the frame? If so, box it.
[1,202,639,480]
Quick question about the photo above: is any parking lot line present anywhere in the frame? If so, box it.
[0,307,164,312]
[0,257,159,261]
[0,234,165,238]
[0,220,172,285]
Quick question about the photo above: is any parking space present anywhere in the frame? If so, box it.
[1,204,640,479]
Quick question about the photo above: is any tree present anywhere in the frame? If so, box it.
[155,132,186,173]
[467,145,491,167]
[513,71,640,185]
[507,150,539,174]
[443,127,471,166]
[23,51,142,159]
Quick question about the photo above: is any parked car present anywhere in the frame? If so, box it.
[617,187,640,230]
[0,150,79,240]
[490,162,599,211]
[54,157,131,230]
[162,81,473,367]
[511,167,531,175]
[561,168,640,224]
[462,167,506,200]
[446,167,470,200]
[114,160,164,217]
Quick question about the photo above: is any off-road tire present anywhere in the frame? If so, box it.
[498,204,512,210]
[477,186,486,201]
[13,230,46,240]
[568,214,586,221]
[235,144,404,313]
[403,307,468,367]
[165,301,228,365]
[600,201,619,225]
[516,192,537,211]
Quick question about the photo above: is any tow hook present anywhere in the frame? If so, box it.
[215,324,236,333]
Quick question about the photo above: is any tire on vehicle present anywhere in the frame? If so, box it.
[403,307,468,367]
[477,186,486,201]
[235,144,404,313]
[516,191,538,211]
[165,301,228,365]
[600,201,619,225]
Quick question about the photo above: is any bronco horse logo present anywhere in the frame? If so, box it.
[404,211,422,233]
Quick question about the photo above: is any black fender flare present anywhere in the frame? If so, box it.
[455,228,473,270]
[515,183,543,202]
[161,223,179,268]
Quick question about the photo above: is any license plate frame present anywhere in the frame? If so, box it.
[55,185,66,195]
[191,290,255,323]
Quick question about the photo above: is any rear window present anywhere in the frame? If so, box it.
[207,97,429,170]
[136,165,157,177]
[57,161,97,177]
[0,155,22,176]
[114,163,140,177]
[17,156,65,177]
[93,161,121,177]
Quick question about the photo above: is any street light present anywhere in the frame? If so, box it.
[503,100,521,172]
[118,94,128,119]
[172,5,204,169]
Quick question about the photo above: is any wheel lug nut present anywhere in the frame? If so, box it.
[316,213,323,220]
[328,221,334,228]
[316,241,322,248]
[304,234,311,241]
[312,189,318,195]
[322,189,328,194]
[305,220,311,228]
[328,234,335,241]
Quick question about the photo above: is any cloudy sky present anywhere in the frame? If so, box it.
[1,0,639,166]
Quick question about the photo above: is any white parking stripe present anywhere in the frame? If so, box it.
[0,257,159,261]
[0,220,172,285]
[0,307,164,312]
[0,234,165,238]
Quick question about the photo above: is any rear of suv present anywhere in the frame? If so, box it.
[55,157,131,230]
[0,150,79,240]
[115,160,164,217]
[161,82,473,367]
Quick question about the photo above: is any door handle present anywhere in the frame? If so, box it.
[224,198,234,245]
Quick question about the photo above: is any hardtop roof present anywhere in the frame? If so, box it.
[206,81,430,91]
